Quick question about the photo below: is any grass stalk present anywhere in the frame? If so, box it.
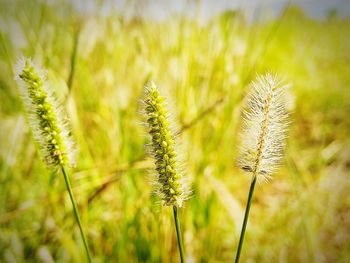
[143,82,190,262]
[67,28,80,92]
[61,166,92,263]
[173,205,185,263]
[234,175,257,263]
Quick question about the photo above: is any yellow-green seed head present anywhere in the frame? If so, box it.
[143,82,189,207]
[15,58,75,167]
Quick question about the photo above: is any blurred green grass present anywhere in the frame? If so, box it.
[0,1,350,262]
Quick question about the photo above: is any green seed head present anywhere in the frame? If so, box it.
[15,58,75,168]
[143,82,189,207]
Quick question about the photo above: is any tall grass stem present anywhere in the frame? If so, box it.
[61,166,92,263]
[173,205,185,263]
[234,175,257,263]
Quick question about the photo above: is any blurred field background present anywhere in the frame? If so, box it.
[1,0,350,262]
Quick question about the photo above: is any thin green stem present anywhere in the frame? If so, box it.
[61,166,92,263]
[173,205,185,263]
[235,175,257,263]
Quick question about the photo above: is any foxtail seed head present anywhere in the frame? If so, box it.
[238,74,289,182]
[15,58,75,167]
[143,82,189,207]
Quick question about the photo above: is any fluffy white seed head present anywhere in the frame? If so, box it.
[15,58,75,168]
[238,73,290,182]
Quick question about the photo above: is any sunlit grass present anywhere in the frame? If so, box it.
[0,1,350,262]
